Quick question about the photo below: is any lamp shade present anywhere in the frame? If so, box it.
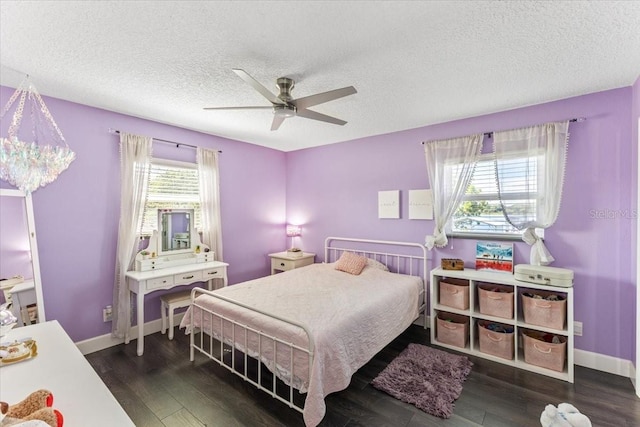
[286,224,301,237]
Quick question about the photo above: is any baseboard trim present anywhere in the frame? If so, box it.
[76,312,186,355]
[77,315,634,381]
[574,348,635,378]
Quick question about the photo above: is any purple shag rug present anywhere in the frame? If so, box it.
[371,343,473,418]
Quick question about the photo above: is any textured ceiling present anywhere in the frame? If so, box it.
[1,1,639,152]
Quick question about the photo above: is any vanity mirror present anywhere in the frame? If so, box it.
[0,189,45,328]
[133,208,212,272]
[158,209,193,255]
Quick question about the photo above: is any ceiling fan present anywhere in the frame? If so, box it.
[204,69,357,131]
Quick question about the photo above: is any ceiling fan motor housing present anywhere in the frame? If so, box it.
[276,77,295,102]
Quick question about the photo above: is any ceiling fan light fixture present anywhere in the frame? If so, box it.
[273,104,296,118]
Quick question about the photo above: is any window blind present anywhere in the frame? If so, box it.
[452,153,538,235]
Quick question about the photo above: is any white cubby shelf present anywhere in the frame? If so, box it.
[430,267,574,383]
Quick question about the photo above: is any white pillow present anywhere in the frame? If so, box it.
[366,258,389,272]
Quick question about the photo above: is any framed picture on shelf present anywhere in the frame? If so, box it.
[476,241,513,273]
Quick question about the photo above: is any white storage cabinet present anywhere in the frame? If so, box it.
[430,267,574,383]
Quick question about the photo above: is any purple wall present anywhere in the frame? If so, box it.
[1,86,287,342]
[287,87,637,361]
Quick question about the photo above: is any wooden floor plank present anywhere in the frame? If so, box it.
[161,408,205,427]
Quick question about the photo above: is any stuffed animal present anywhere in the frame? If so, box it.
[540,402,592,427]
[0,389,63,427]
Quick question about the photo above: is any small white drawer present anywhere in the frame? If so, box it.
[197,252,215,263]
[203,268,223,279]
[136,259,164,271]
[147,276,174,290]
[272,258,295,271]
[173,270,203,285]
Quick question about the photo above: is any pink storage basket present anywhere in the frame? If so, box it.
[478,283,514,319]
[439,278,470,310]
[521,290,567,330]
[436,312,469,348]
[477,321,514,360]
[522,331,566,372]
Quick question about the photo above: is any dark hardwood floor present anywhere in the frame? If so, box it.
[86,325,640,427]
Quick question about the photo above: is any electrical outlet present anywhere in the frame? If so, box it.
[103,305,113,322]
[573,321,582,336]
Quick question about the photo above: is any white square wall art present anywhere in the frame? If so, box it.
[408,189,433,220]
[378,190,400,219]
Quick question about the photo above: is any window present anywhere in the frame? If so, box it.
[139,159,201,236]
[450,152,538,238]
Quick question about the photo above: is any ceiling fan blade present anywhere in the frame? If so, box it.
[203,106,273,111]
[271,115,285,131]
[292,86,357,110]
[296,108,347,126]
[232,69,285,105]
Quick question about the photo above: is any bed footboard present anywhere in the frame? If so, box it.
[187,287,314,413]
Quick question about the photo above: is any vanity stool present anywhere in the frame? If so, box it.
[160,290,193,340]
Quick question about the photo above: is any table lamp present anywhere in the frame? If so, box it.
[286,224,302,257]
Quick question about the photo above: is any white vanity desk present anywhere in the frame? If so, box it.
[125,211,229,356]
[125,260,228,356]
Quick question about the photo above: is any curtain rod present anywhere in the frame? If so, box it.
[109,128,222,153]
[420,117,586,144]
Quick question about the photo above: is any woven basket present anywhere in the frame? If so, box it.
[436,312,469,348]
[478,284,514,319]
[522,291,567,330]
[522,331,566,372]
[477,321,514,360]
[439,278,470,310]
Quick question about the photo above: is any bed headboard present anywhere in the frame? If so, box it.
[324,236,429,283]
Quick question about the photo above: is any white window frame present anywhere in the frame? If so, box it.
[139,158,201,237]
[449,151,544,241]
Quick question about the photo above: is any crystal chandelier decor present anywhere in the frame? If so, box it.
[0,76,75,193]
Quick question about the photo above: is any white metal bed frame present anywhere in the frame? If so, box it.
[188,237,429,417]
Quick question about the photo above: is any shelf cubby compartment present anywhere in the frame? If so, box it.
[477,282,514,319]
[477,320,515,360]
[521,329,567,373]
[437,277,470,310]
[520,289,568,330]
[435,310,470,350]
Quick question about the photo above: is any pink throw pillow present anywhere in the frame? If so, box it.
[335,251,368,275]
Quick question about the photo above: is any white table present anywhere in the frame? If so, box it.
[0,321,134,426]
[125,261,228,356]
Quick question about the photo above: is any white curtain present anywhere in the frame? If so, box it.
[424,134,484,249]
[197,148,224,284]
[112,133,152,339]
[493,121,569,265]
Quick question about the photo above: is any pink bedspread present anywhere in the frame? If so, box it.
[180,263,422,426]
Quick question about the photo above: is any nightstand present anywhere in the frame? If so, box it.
[268,252,316,274]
